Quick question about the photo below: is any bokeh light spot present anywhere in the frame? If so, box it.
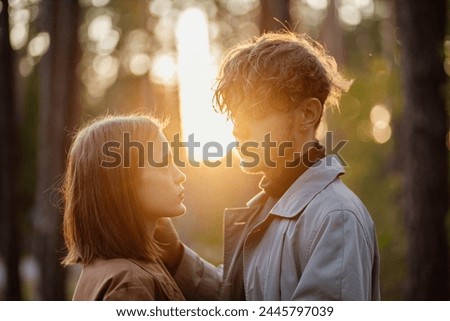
[339,4,362,26]
[151,53,177,85]
[88,14,112,42]
[10,23,29,50]
[370,104,391,125]
[28,32,50,57]
[129,53,151,76]
[306,0,329,11]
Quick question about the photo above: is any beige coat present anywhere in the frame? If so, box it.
[174,156,381,300]
[73,258,184,300]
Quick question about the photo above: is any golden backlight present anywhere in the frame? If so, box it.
[175,7,234,162]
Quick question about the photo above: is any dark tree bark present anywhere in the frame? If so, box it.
[319,0,344,65]
[0,0,22,300]
[260,0,291,33]
[33,0,80,300]
[396,0,449,299]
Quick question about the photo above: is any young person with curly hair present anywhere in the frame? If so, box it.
[156,31,380,301]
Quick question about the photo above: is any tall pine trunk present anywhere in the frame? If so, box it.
[396,0,449,300]
[0,0,22,300]
[260,0,291,32]
[319,0,344,65]
[33,0,80,300]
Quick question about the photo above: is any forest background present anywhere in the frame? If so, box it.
[0,0,449,300]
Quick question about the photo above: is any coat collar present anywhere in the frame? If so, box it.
[230,155,345,220]
[269,155,345,218]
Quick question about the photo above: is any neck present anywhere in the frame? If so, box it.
[260,141,325,198]
[262,137,317,179]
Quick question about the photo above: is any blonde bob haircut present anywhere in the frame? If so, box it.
[62,114,163,266]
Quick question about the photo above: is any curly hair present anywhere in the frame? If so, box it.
[213,31,352,127]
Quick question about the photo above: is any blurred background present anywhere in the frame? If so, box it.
[0,0,449,300]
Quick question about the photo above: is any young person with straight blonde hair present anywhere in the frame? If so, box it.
[62,115,186,300]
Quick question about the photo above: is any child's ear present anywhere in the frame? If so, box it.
[293,98,323,131]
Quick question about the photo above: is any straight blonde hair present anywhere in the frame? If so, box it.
[62,115,162,266]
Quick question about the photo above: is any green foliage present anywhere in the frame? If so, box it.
[328,44,406,298]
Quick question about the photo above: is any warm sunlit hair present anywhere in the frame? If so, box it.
[213,31,352,127]
[62,114,163,266]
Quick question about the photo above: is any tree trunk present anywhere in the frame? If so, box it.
[260,0,291,33]
[396,0,449,300]
[33,0,80,300]
[0,0,22,300]
[319,0,344,65]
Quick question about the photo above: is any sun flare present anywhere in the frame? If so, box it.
[176,7,234,162]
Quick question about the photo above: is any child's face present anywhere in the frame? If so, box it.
[137,132,186,221]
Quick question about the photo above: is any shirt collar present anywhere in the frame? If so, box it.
[259,141,326,198]
[269,155,345,218]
